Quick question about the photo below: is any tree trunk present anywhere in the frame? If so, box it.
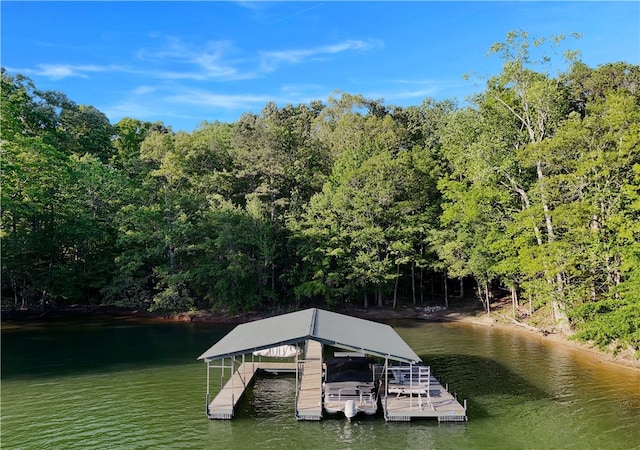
[537,160,570,334]
[443,271,448,308]
[476,284,486,312]
[430,272,435,302]
[377,290,383,308]
[420,267,424,305]
[537,161,556,242]
[501,171,543,246]
[393,264,400,309]
[511,285,519,316]
[271,262,276,292]
[363,290,368,309]
[484,281,491,314]
[411,261,417,305]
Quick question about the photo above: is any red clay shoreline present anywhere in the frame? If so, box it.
[3,303,638,370]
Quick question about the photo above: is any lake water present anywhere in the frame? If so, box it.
[2,316,639,449]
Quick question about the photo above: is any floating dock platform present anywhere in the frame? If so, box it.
[381,366,467,422]
[294,340,323,420]
[205,345,467,422]
[198,308,467,422]
[206,361,295,419]
[206,340,324,420]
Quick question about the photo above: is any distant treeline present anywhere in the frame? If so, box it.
[2,32,639,354]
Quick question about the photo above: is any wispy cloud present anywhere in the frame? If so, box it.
[103,84,274,126]
[233,1,270,12]
[168,90,273,110]
[379,78,472,100]
[135,37,380,80]
[15,36,381,84]
[12,63,124,79]
[136,38,253,81]
[131,85,157,95]
[260,39,380,72]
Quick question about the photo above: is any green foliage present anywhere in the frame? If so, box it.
[570,299,640,355]
[2,39,639,356]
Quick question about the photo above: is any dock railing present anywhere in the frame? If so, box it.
[386,364,434,410]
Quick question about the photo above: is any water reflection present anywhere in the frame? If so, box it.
[2,318,638,450]
[1,318,233,380]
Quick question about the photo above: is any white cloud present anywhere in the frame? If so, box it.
[132,85,157,95]
[15,36,380,85]
[168,90,273,110]
[14,63,123,79]
[375,78,472,101]
[260,39,380,72]
[102,85,272,126]
[135,38,256,81]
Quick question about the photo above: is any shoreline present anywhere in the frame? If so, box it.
[3,303,638,370]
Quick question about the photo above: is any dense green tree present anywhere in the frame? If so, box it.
[2,49,638,355]
[1,70,121,306]
[292,96,441,308]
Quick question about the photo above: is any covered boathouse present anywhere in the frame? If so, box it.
[197,308,467,422]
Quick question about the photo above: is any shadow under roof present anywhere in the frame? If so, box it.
[198,308,421,364]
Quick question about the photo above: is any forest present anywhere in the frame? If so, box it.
[2,33,639,355]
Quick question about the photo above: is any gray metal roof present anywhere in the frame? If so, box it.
[198,308,421,363]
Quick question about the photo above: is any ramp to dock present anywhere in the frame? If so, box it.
[295,340,323,420]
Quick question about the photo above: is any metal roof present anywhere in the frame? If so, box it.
[197,308,421,364]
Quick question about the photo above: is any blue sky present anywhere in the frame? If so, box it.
[2,1,639,132]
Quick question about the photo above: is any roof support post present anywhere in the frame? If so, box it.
[409,362,414,410]
[383,357,389,421]
[206,360,210,396]
[205,360,211,416]
[231,357,235,409]
[295,348,300,419]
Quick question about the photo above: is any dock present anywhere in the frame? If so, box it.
[295,340,323,420]
[206,345,466,422]
[199,308,467,423]
[206,340,324,420]
[207,361,296,419]
[381,370,467,422]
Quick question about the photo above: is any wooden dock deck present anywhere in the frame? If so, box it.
[382,373,467,422]
[295,340,323,421]
[207,340,324,420]
[207,361,296,419]
[205,338,466,423]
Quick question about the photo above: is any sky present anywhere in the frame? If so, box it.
[2,1,639,132]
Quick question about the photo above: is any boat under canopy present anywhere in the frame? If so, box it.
[198,308,467,422]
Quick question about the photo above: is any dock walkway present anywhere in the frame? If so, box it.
[206,340,324,421]
[207,361,296,419]
[295,340,323,420]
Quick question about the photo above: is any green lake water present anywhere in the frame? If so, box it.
[2,317,639,449]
